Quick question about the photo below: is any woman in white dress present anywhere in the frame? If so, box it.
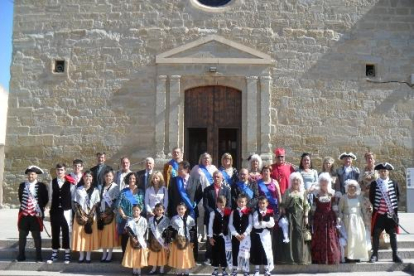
[338,179,369,262]
[145,171,168,217]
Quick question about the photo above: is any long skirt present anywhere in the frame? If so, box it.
[99,219,119,248]
[122,241,149,269]
[148,248,168,266]
[168,242,195,269]
[71,218,100,252]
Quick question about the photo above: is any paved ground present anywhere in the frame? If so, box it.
[0,272,413,276]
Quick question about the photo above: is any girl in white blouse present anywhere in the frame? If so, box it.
[145,171,168,217]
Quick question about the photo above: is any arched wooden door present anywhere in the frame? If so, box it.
[185,86,242,168]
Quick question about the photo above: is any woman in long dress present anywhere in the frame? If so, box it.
[98,169,119,262]
[72,170,101,263]
[338,179,369,262]
[277,172,311,265]
[311,173,341,264]
[117,172,145,254]
[248,154,263,183]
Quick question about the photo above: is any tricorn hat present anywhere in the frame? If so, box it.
[25,165,44,175]
[338,152,357,160]
[274,148,286,156]
[374,162,394,171]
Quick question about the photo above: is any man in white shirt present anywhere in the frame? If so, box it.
[114,156,132,192]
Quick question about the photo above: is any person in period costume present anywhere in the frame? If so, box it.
[369,162,402,263]
[70,159,84,188]
[98,169,120,262]
[16,166,49,262]
[190,152,218,241]
[163,147,183,188]
[208,195,232,276]
[335,152,360,195]
[47,163,76,264]
[276,172,311,265]
[248,154,263,183]
[228,194,253,276]
[72,170,101,263]
[148,203,170,275]
[122,205,149,276]
[90,152,113,190]
[311,173,341,264]
[167,203,197,276]
[230,168,259,211]
[145,171,168,217]
[168,161,203,261]
[114,156,132,192]
[137,157,155,216]
[117,172,145,254]
[270,148,296,195]
[338,179,370,262]
[250,196,275,276]
[219,153,238,188]
[204,171,231,264]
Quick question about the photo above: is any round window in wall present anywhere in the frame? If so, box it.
[197,0,231,7]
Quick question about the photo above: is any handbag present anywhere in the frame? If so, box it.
[303,227,312,242]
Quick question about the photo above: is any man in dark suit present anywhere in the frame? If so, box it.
[168,160,203,261]
[203,170,231,263]
[137,157,154,192]
[90,152,112,190]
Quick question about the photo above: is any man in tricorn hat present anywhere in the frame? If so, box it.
[270,148,295,195]
[335,152,360,194]
[369,162,402,263]
[16,166,49,262]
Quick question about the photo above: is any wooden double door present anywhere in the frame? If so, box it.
[185,86,242,168]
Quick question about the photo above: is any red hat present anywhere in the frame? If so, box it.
[274,148,286,156]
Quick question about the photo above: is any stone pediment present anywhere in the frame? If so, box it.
[156,35,273,65]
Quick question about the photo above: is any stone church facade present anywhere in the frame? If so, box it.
[3,0,414,207]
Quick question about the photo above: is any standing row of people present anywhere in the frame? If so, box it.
[15,147,403,275]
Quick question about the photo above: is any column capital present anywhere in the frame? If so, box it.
[170,75,181,80]
[158,75,168,80]
[259,75,272,81]
[246,76,258,81]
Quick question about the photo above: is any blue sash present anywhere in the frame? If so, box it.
[221,169,234,186]
[169,159,179,177]
[199,165,214,185]
[236,181,254,200]
[123,187,137,205]
[257,180,277,207]
[176,177,195,218]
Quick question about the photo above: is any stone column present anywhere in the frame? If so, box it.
[260,76,273,164]
[169,75,181,151]
[245,76,258,158]
[155,75,167,159]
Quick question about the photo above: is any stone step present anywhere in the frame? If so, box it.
[0,260,412,274]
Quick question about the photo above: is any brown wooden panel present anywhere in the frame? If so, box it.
[185,86,241,167]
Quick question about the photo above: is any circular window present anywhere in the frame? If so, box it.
[197,0,231,7]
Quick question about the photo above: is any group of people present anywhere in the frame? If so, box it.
[16,146,403,276]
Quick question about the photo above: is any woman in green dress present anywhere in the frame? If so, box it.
[277,172,311,265]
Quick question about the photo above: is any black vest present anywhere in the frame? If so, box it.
[253,210,272,233]
[213,210,229,236]
[51,178,72,210]
[232,210,250,234]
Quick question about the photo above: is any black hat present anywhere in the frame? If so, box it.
[374,162,394,171]
[25,165,44,175]
[338,152,357,160]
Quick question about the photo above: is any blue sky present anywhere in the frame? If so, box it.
[0,0,13,92]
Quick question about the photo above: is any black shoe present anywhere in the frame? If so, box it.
[393,255,403,263]
[369,255,378,263]
[104,258,112,263]
[148,270,157,275]
[85,259,91,264]
[16,255,26,262]
[78,258,85,263]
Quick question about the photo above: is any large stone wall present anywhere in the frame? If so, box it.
[5,0,414,208]
[0,86,8,207]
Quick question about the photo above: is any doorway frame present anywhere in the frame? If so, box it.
[154,35,274,167]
